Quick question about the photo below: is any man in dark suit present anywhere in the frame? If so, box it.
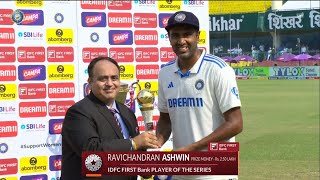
[62,57,159,180]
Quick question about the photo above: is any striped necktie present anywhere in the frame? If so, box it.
[109,108,123,135]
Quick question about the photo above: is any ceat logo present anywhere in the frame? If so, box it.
[81,12,106,27]
[109,47,133,62]
[0,46,15,62]
[0,65,16,81]
[0,9,14,25]
[109,30,133,45]
[18,10,44,26]
[0,121,18,137]
[49,155,62,171]
[18,65,46,81]
[158,13,172,28]
[160,47,176,62]
[81,0,106,9]
[47,46,74,62]
[48,100,75,117]
[0,158,18,175]
[108,12,132,28]
[136,65,159,79]
[19,101,47,118]
[18,83,46,99]
[133,13,157,28]
[17,46,45,62]
[135,47,159,62]
[20,174,48,180]
[48,82,75,98]
[82,47,108,63]
[49,119,63,134]
[137,115,159,132]
[134,30,158,45]
[0,28,15,44]
[107,0,131,10]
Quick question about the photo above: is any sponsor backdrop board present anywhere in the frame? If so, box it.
[0,0,209,179]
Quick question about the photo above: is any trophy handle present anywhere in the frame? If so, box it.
[130,80,141,92]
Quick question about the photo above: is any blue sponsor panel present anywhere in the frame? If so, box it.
[49,155,62,171]
[49,119,63,134]
[158,13,173,28]
[81,12,106,27]
[18,65,46,81]
[109,30,133,45]
[18,9,44,26]
[20,174,48,180]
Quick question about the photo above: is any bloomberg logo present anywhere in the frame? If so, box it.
[109,30,133,45]
[49,119,63,134]
[81,12,106,27]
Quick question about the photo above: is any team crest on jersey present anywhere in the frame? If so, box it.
[195,79,204,90]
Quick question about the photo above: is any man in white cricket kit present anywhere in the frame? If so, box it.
[156,11,243,180]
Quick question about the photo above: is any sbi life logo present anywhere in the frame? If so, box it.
[160,33,169,41]
[21,123,46,130]
[134,0,155,4]
[184,0,204,5]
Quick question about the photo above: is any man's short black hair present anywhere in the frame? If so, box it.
[87,56,120,79]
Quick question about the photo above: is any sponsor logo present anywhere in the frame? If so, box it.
[16,0,43,7]
[47,46,74,62]
[0,28,15,44]
[0,65,16,81]
[134,30,158,45]
[135,47,159,62]
[49,155,62,171]
[0,121,18,137]
[83,83,91,97]
[158,13,172,28]
[19,83,46,99]
[133,13,157,28]
[0,158,18,175]
[137,115,159,132]
[0,46,15,62]
[108,12,132,28]
[47,64,74,81]
[85,154,102,172]
[48,82,75,98]
[0,105,16,114]
[109,30,133,45]
[0,143,9,154]
[231,87,239,99]
[20,174,48,180]
[48,100,75,117]
[0,84,17,100]
[49,119,63,134]
[109,47,133,62]
[107,0,131,10]
[158,0,181,11]
[20,156,48,174]
[138,81,158,96]
[198,30,206,45]
[134,0,156,6]
[81,0,106,9]
[18,65,46,81]
[82,47,108,63]
[119,65,134,80]
[46,28,73,44]
[160,47,176,62]
[136,65,159,79]
[17,47,45,62]
[0,9,14,25]
[54,13,64,23]
[11,9,24,24]
[18,31,44,41]
[90,32,99,42]
[81,12,106,27]
[17,10,44,26]
[19,101,47,118]
[183,0,205,6]
[20,123,46,132]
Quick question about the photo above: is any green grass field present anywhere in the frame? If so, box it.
[237,80,320,180]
